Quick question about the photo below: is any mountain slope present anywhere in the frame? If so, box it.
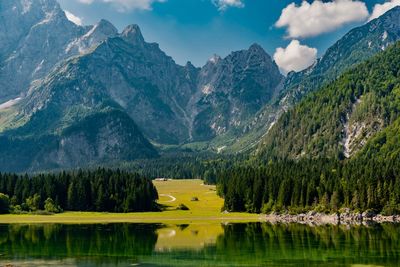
[283,6,400,106]
[225,7,400,154]
[191,44,283,141]
[0,0,117,103]
[257,41,400,160]
[0,109,157,172]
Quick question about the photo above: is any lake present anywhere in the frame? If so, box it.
[0,222,399,266]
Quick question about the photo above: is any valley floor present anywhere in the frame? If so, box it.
[0,179,261,224]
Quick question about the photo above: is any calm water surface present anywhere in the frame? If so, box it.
[0,222,399,266]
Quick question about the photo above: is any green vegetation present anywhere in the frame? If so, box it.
[212,42,400,216]
[0,193,10,214]
[0,169,158,214]
[113,153,229,184]
[259,42,400,160]
[218,157,400,215]
[0,179,260,224]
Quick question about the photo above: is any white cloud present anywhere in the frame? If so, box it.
[276,0,369,39]
[213,0,244,10]
[76,0,165,12]
[273,40,317,74]
[64,10,83,25]
[369,0,400,21]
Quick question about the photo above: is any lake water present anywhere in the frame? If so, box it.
[0,222,399,266]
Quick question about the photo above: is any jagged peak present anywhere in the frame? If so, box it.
[185,61,196,68]
[84,19,118,38]
[208,54,221,64]
[247,43,272,59]
[96,19,117,32]
[248,43,264,52]
[121,24,144,45]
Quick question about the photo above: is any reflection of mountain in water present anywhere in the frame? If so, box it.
[0,223,399,266]
[155,224,224,251]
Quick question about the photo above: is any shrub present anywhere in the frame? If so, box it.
[382,204,400,216]
[177,204,190,211]
[261,200,274,214]
[44,198,62,214]
[26,194,41,212]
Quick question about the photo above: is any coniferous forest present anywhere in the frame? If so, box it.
[0,169,158,214]
[217,158,400,215]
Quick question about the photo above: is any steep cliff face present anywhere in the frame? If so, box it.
[72,26,198,144]
[0,0,117,103]
[192,44,283,141]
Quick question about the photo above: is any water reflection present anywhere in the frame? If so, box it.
[156,224,223,251]
[0,223,399,266]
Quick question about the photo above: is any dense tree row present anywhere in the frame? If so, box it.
[217,158,400,215]
[113,152,234,184]
[0,169,158,213]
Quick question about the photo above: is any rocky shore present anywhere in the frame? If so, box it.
[265,210,400,225]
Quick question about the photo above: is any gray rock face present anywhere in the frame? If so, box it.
[0,0,285,171]
[0,0,116,103]
[192,44,283,140]
[0,0,284,149]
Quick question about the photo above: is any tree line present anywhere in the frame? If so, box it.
[217,158,400,215]
[0,168,158,214]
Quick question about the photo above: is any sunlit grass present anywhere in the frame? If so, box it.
[0,179,261,224]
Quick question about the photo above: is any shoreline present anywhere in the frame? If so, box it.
[265,211,400,225]
[0,211,262,225]
[1,211,399,225]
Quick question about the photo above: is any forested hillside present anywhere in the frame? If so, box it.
[258,42,400,160]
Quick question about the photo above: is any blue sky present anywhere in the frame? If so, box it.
[58,0,398,72]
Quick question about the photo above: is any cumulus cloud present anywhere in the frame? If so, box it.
[64,10,83,25]
[369,0,400,21]
[273,40,317,74]
[76,0,165,12]
[213,0,244,10]
[276,0,369,39]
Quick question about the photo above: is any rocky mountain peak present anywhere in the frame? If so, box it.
[79,19,118,49]
[248,43,265,54]
[121,24,144,46]
[93,19,118,36]
[208,54,222,65]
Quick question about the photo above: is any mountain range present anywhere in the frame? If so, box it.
[0,0,400,172]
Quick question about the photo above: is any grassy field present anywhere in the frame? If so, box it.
[0,179,261,224]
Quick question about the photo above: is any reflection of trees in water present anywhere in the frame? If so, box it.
[0,223,399,266]
[0,224,159,263]
[210,223,400,266]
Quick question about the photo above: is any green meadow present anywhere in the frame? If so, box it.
[0,179,260,224]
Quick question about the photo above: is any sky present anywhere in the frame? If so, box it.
[58,0,400,73]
